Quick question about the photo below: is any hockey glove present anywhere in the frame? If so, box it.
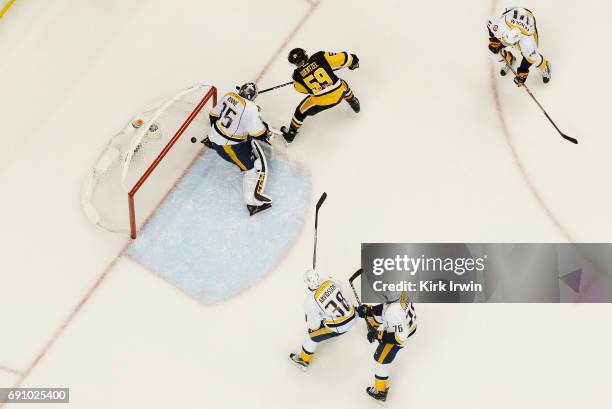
[500,49,514,66]
[367,328,380,344]
[514,70,529,87]
[255,121,273,145]
[488,38,504,55]
[349,54,360,70]
[201,137,213,149]
[356,304,371,318]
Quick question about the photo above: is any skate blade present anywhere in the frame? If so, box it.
[366,395,386,406]
[288,356,308,372]
[366,388,388,406]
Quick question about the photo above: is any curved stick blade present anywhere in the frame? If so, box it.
[562,133,578,144]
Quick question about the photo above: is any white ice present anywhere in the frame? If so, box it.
[1,0,611,408]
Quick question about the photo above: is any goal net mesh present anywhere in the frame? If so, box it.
[82,84,217,238]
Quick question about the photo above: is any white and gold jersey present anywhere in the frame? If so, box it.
[304,279,356,334]
[372,302,417,347]
[207,92,268,146]
[488,7,544,68]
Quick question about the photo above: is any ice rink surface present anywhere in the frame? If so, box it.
[1,0,611,408]
[126,150,310,303]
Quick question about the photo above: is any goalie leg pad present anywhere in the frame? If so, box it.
[242,140,272,206]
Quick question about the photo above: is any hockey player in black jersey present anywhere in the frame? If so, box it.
[281,47,360,144]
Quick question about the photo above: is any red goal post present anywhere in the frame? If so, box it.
[81,84,218,239]
[127,86,217,238]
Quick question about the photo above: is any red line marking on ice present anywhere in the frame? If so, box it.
[4,3,323,398]
[488,0,574,242]
[11,253,123,389]
[489,64,574,242]
[122,253,213,304]
[5,151,207,398]
[254,0,321,83]
[488,1,605,300]
[0,364,22,376]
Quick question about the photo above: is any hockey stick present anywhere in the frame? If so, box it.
[258,81,294,94]
[503,61,578,144]
[312,192,327,270]
[259,68,344,94]
[349,268,374,331]
[349,268,365,305]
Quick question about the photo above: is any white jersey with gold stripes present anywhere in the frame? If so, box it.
[374,302,416,347]
[207,92,267,146]
[304,278,357,334]
[488,7,543,67]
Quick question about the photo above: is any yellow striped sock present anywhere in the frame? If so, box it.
[375,378,388,392]
[300,349,313,363]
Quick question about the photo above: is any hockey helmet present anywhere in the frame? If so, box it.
[303,269,321,291]
[237,82,258,101]
[288,47,309,66]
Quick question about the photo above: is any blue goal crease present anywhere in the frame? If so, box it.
[126,150,311,303]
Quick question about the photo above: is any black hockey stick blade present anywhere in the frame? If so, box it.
[314,192,327,229]
[349,268,364,285]
[524,87,579,145]
[561,133,578,145]
[502,61,578,145]
[316,192,327,212]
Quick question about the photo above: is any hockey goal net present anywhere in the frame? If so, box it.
[82,84,217,239]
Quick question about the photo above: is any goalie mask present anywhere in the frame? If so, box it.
[237,82,258,101]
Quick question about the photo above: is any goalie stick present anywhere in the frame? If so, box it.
[502,60,578,145]
[312,192,327,270]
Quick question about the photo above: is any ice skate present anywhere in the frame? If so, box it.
[289,353,309,371]
[280,126,297,145]
[347,97,360,113]
[366,386,388,405]
[542,61,552,84]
